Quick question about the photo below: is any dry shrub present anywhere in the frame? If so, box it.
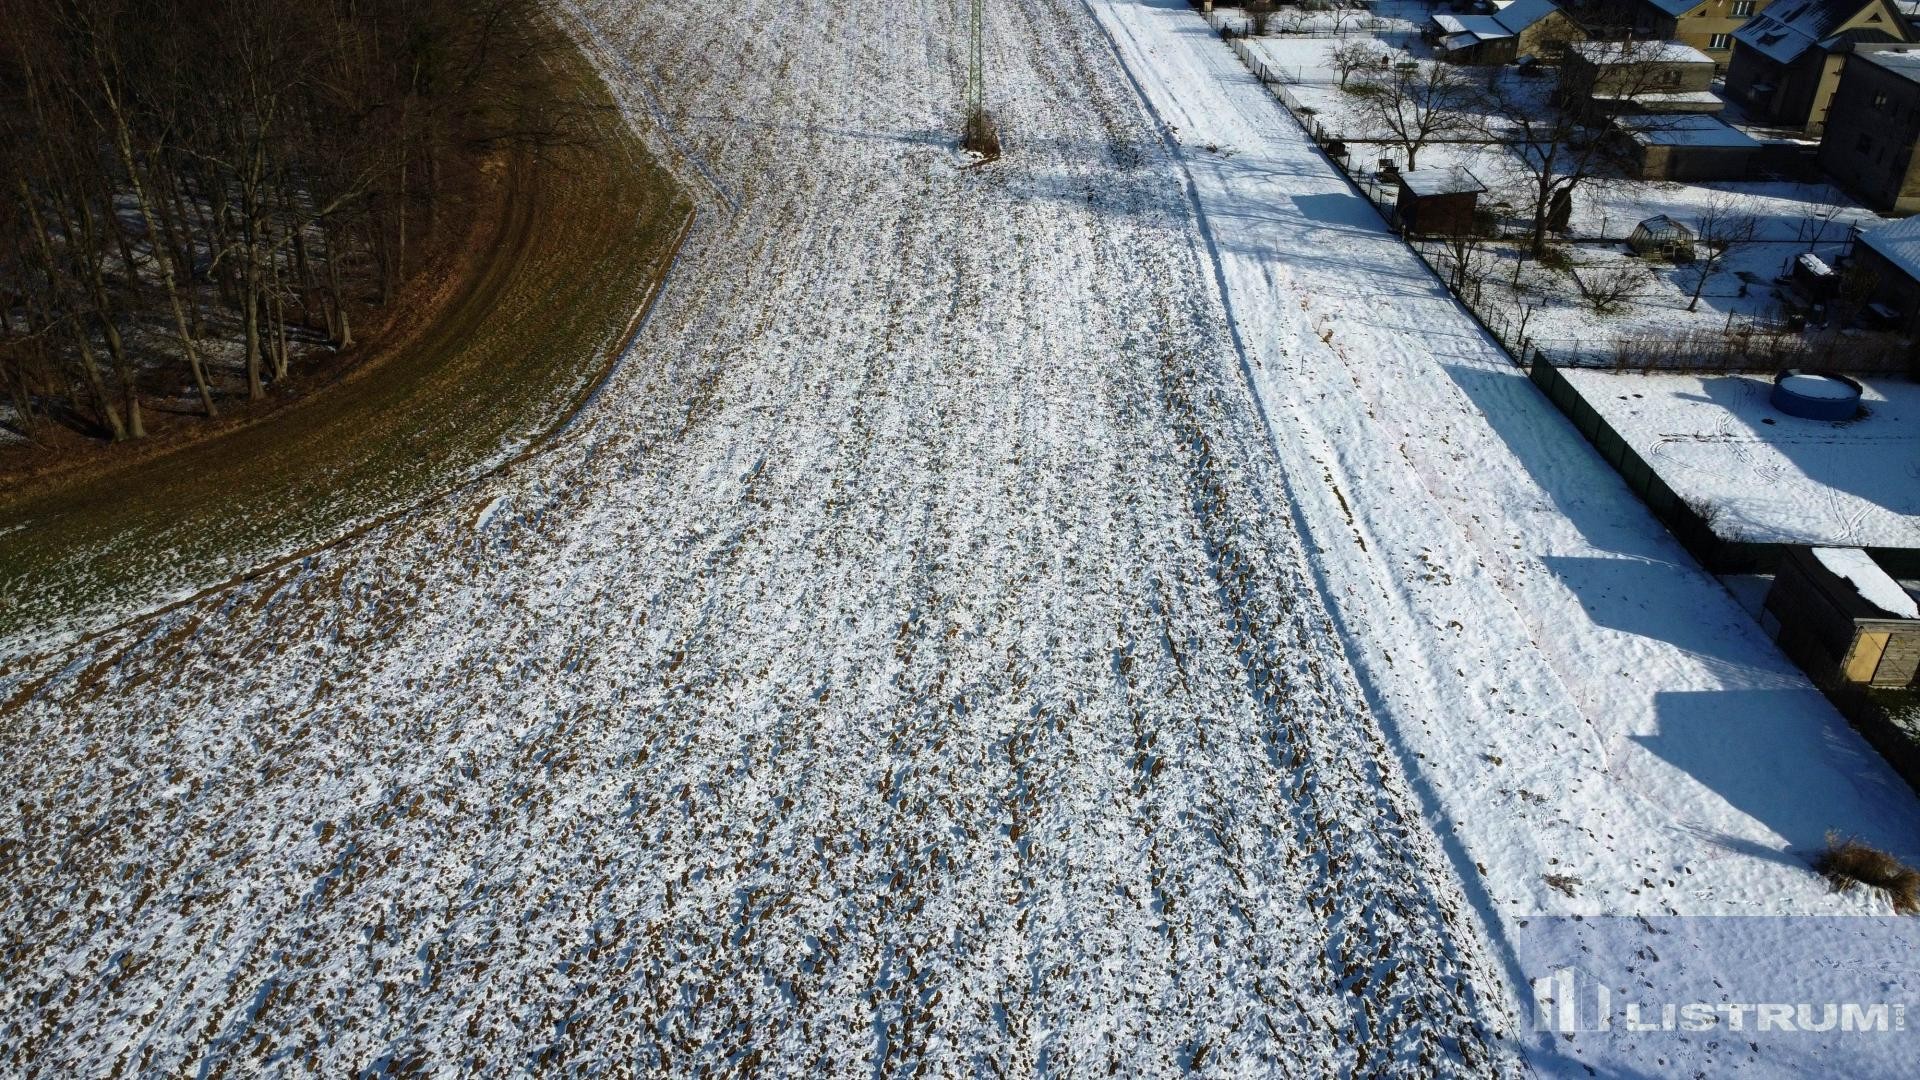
[1573,266,1644,315]
[1813,834,1920,914]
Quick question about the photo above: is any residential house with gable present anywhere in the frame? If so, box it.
[1818,46,1920,209]
[1723,0,1914,132]
[1429,0,1590,63]
[1627,0,1776,65]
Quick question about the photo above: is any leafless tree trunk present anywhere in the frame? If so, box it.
[2,0,598,444]
[1354,59,1474,173]
[1687,195,1762,313]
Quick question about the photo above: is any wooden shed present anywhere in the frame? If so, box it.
[1394,166,1487,237]
[1763,546,1920,687]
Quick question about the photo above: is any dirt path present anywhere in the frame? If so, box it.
[0,2,1515,1075]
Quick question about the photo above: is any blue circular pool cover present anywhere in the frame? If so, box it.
[1770,369,1863,421]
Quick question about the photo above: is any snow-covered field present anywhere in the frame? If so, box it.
[0,1,1511,1075]
[1563,368,1920,547]
[3,1,1917,1076]
[1091,0,1920,1075]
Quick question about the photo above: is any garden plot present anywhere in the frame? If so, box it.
[0,0,1514,1076]
[1232,17,1884,362]
[1231,14,1880,290]
[1560,368,1920,547]
[1382,143,1883,359]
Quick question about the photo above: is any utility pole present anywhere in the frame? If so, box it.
[967,0,985,118]
[961,0,999,157]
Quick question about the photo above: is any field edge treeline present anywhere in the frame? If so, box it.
[1,0,614,455]
[0,4,691,651]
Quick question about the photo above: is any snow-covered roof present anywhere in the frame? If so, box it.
[1733,0,1899,65]
[1644,0,1709,16]
[1431,1,1556,45]
[1398,165,1488,196]
[1494,0,1562,33]
[1812,547,1920,618]
[1436,12,1520,39]
[1633,213,1694,235]
[1797,251,1835,275]
[1735,13,1818,64]
[1570,39,1716,65]
[1619,114,1762,146]
[1460,14,1516,37]
[1858,45,1920,83]
[1592,89,1727,109]
[1858,213,1920,283]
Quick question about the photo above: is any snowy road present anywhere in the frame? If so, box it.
[0,1,1512,1075]
[1090,1,1920,1075]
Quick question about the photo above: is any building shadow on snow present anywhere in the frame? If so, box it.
[1537,554,1798,682]
[1631,688,1911,856]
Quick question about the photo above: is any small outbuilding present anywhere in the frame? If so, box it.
[1853,215,1920,333]
[1428,0,1587,64]
[1790,251,1839,301]
[1394,166,1487,236]
[1628,214,1696,260]
[1560,40,1722,114]
[1616,113,1762,180]
[1763,546,1920,687]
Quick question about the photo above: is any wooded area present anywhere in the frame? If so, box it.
[1,0,600,449]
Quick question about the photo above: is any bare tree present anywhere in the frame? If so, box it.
[0,0,597,444]
[1268,3,1319,35]
[1353,58,1475,172]
[1574,264,1646,314]
[1440,232,1495,298]
[1330,41,1388,91]
[1478,41,1695,255]
[1686,194,1763,313]
[1329,1,1370,34]
[1836,260,1882,325]
[1793,183,1848,245]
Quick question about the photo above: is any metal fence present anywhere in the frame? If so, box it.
[1601,326,1912,374]
[1207,22,1563,368]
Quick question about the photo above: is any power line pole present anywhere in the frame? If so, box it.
[961,0,998,157]
[967,0,985,117]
